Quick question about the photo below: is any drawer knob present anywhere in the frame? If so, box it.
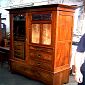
[37,62,41,65]
[37,54,41,58]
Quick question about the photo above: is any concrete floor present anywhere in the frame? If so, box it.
[64,76,77,85]
[0,63,77,85]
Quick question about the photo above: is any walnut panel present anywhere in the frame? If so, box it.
[29,58,52,70]
[57,11,73,41]
[31,66,53,85]
[10,60,35,77]
[29,45,53,53]
[29,50,52,61]
[29,46,53,61]
[10,60,53,85]
[55,42,71,67]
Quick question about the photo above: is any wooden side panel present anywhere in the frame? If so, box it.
[0,14,1,28]
[10,14,14,59]
[57,11,73,41]
[55,42,71,67]
[55,11,73,68]
[0,14,2,46]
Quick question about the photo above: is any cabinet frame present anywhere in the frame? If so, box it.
[7,4,77,85]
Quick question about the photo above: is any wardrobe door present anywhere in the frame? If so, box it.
[13,14,26,60]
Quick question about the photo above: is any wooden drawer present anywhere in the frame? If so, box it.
[10,60,53,84]
[29,50,52,61]
[29,58,52,70]
[31,66,53,85]
[29,46,53,53]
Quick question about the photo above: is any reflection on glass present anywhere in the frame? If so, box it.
[32,13,51,20]
[13,15,25,41]
[13,14,25,60]
[42,24,51,45]
[32,24,40,43]
[14,41,25,60]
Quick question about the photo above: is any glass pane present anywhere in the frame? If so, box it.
[32,24,40,43]
[13,15,25,41]
[32,13,51,20]
[14,41,25,60]
[13,14,26,60]
[42,24,51,45]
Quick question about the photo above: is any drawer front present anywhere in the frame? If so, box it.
[29,46,53,53]
[29,58,52,70]
[31,67,53,85]
[29,50,52,61]
[10,60,53,85]
[29,46,53,61]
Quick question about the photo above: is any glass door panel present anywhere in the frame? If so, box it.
[13,15,25,41]
[42,24,51,45]
[32,24,40,43]
[13,14,26,60]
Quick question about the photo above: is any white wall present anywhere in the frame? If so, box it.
[0,0,84,34]
[0,0,49,33]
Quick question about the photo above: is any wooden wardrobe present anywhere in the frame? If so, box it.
[7,4,76,85]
